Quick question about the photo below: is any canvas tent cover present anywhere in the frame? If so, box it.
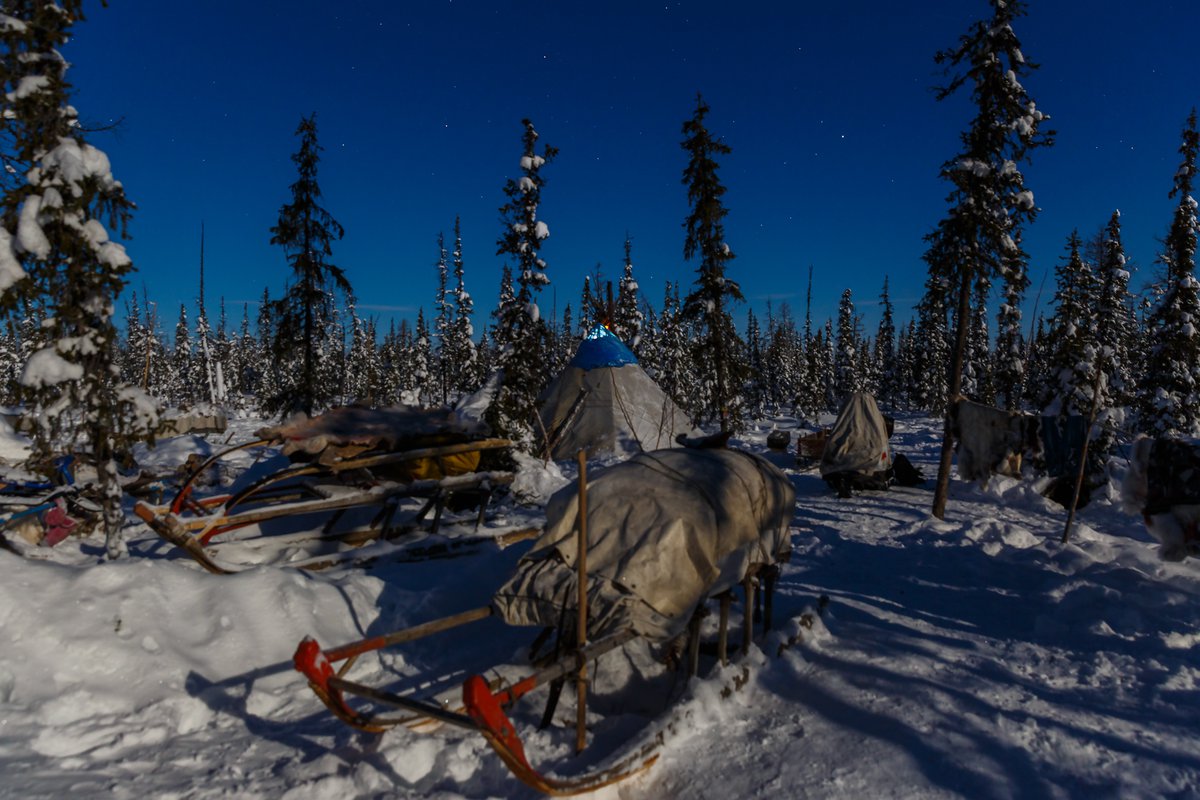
[539,326,696,460]
[820,392,891,479]
[492,447,795,642]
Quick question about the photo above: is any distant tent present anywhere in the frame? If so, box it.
[538,326,697,460]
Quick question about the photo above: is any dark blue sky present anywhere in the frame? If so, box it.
[65,1,1197,337]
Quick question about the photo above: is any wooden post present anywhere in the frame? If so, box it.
[686,607,702,676]
[1062,367,1106,544]
[575,450,589,754]
[763,565,778,633]
[932,267,973,519]
[742,574,756,656]
[718,592,731,665]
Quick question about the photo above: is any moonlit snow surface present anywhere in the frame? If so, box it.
[1,412,1199,799]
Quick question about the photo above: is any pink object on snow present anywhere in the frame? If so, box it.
[41,501,77,547]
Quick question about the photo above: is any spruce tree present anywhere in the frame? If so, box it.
[744,308,766,418]
[577,275,597,334]
[833,289,862,402]
[120,290,145,388]
[894,320,919,410]
[0,0,154,555]
[446,216,477,394]
[924,0,1053,517]
[267,113,350,417]
[815,320,838,413]
[1094,213,1136,415]
[679,94,746,433]
[993,233,1028,410]
[765,301,801,412]
[611,237,644,348]
[914,276,951,414]
[489,119,556,449]
[433,231,451,405]
[1040,230,1097,416]
[963,275,993,403]
[1022,317,1050,409]
[874,278,898,408]
[253,286,277,411]
[1137,110,1200,435]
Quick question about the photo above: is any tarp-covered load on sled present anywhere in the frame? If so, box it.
[1123,436,1200,562]
[293,446,797,795]
[134,405,515,573]
[818,392,923,497]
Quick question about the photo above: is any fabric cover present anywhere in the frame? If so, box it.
[539,327,697,461]
[492,448,795,642]
[820,393,891,480]
[569,325,638,369]
[1039,414,1088,478]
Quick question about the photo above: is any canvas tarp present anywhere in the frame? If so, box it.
[492,448,795,642]
[539,326,697,461]
[820,393,891,480]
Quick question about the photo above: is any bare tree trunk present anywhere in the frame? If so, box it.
[932,268,972,519]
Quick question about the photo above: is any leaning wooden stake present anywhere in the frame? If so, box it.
[1062,368,1106,544]
[575,449,589,754]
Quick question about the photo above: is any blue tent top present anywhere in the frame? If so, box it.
[569,325,638,370]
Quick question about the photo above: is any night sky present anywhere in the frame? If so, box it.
[62,1,1198,337]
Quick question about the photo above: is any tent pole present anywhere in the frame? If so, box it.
[575,449,589,753]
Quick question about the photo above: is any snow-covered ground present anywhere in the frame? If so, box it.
[2,413,1199,799]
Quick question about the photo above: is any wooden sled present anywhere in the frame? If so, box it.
[135,437,515,574]
[294,555,787,795]
[294,477,789,798]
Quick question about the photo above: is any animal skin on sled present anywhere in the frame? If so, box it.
[953,399,1033,482]
[257,406,490,461]
[492,447,795,642]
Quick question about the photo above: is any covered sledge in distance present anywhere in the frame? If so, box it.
[820,392,892,497]
[538,326,697,461]
[494,447,795,642]
[134,406,513,574]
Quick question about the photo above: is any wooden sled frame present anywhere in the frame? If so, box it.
[135,437,514,574]
[292,558,788,795]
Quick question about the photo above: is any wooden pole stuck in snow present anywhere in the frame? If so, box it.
[1062,367,1106,545]
[575,449,589,754]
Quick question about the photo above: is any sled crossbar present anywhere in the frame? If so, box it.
[328,676,478,729]
[326,605,495,663]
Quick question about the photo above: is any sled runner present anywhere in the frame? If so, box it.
[134,407,515,573]
[293,446,796,795]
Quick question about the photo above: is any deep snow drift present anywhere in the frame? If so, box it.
[1,413,1199,799]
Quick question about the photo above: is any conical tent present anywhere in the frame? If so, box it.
[538,326,697,461]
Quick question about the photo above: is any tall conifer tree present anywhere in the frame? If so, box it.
[680,94,746,433]
[1137,110,1200,435]
[267,114,350,417]
[924,0,1053,517]
[489,119,556,449]
[0,1,154,555]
